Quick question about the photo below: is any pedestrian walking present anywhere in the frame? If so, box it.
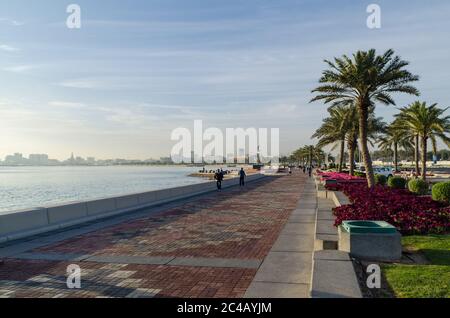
[214,169,224,190]
[239,168,246,187]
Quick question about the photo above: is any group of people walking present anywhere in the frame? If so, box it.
[301,165,313,177]
[214,164,313,192]
[214,168,246,191]
[286,165,313,177]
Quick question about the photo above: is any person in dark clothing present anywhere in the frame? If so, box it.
[308,166,312,178]
[239,168,246,187]
[303,166,306,173]
[214,169,224,190]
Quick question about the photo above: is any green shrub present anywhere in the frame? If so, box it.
[388,176,407,189]
[431,182,450,203]
[354,171,366,178]
[375,174,387,185]
[408,178,429,195]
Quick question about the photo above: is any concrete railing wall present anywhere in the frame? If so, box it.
[0,174,266,243]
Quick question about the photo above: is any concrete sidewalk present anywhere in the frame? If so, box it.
[245,176,317,298]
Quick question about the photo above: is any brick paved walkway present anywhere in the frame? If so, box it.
[0,173,311,298]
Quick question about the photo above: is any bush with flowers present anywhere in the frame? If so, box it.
[317,171,364,182]
[329,183,450,235]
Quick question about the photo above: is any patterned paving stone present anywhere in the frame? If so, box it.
[0,259,257,298]
[167,257,261,269]
[0,173,312,298]
[34,176,306,260]
[85,255,174,265]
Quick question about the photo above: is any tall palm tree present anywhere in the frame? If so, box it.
[312,106,349,172]
[345,105,386,175]
[396,101,450,180]
[305,145,326,167]
[311,49,419,187]
[378,119,413,172]
[391,120,420,174]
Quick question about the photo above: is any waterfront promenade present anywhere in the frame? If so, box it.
[0,172,316,298]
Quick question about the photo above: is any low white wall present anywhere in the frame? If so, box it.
[329,191,351,207]
[86,198,116,216]
[0,208,48,236]
[0,174,267,243]
[47,202,88,224]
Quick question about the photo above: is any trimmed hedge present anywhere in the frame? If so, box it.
[375,174,387,186]
[354,171,366,178]
[408,178,429,195]
[388,176,407,189]
[432,182,450,203]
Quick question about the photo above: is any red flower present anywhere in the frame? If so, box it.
[331,183,450,235]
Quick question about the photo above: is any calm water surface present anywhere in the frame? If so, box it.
[0,166,207,213]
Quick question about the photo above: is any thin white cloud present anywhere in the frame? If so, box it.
[0,18,24,26]
[0,44,19,52]
[3,65,35,73]
[265,103,298,116]
[58,78,110,89]
[48,101,87,109]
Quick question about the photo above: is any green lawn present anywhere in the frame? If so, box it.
[402,235,450,265]
[381,235,450,298]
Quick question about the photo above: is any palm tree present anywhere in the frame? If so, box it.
[378,120,413,172]
[394,104,424,175]
[291,145,326,168]
[305,145,326,167]
[395,101,450,180]
[345,105,386,175]
[311,49,419,187]
[291,146,310,166]
[312,106,350,172]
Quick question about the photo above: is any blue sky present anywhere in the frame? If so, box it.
[1,0,450,160]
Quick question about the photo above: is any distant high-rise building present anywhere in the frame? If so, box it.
[159,157,173,164]
[4,153,26,165]
[29,154,49,165]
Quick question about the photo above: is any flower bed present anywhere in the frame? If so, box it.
[317,171,364,182]
[329,183,450,235]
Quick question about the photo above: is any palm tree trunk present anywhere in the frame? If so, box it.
[415,134,420,176]
[348,135,357,176]
[394,142,398,172]
[338,139,345,172]
[348,145,356,176]
[421,136,427,180]
[358,103,375,188]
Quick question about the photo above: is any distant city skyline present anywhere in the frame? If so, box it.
[0,150,272,165]
[1,1,450,159]
[0,151,174,165]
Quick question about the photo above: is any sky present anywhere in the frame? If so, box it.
[1,0,450,160]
